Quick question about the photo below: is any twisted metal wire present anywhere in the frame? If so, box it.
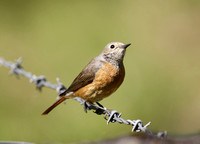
[0,57,167,138]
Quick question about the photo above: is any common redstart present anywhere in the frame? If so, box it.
[42,42,131,115]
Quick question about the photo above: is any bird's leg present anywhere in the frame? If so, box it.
[96,102,104,108]
[83,101,89,113]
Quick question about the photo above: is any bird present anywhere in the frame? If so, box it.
[42,42,131,115]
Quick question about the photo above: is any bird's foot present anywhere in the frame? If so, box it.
[83,101,89,113]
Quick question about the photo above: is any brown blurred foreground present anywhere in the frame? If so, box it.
[1,134,200,144]
[81,134,200,144]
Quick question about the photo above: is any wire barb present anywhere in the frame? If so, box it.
[9,57,23,77]
[107,110,119,124]
[56,78,67,95]
[30,75,46,90]
[0,57,167,138]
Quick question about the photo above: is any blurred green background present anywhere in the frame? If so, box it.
[0,0,200,143]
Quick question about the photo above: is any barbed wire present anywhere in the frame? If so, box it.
[0,57,167,138]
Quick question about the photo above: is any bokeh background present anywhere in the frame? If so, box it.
[0,0,200,143]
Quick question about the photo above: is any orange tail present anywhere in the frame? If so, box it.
[42,96,68,115]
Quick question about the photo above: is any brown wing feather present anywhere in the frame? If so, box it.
[60,57,102,96]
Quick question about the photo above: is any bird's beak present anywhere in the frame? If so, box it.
[121,43,131,49]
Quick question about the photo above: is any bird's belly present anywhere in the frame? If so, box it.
[74,62,125,102]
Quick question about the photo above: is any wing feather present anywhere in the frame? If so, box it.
[60,57,102,96]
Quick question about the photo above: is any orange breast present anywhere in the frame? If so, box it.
[75,62,125,102]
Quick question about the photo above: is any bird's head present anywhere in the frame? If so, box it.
[101,42,131,64]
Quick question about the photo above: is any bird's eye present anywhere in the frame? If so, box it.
[110,45,115,49]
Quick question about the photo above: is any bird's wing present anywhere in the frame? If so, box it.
[60,57,102,96]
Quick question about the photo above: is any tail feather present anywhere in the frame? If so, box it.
[42,96,67,115]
